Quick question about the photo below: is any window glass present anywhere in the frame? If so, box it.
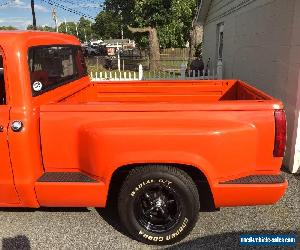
[28,46,87,96]
[217,23,224,61]
[218,31,224,59]
[0,56,6,105]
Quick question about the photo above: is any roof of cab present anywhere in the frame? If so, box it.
[0,31,80,51]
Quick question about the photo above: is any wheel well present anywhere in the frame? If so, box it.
[107,163,216,211]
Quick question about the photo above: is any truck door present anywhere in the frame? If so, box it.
[0,54,19,205]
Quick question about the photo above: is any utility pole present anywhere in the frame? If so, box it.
[84,28,87,43]
[89,22,92,41]
[119,9,124,40]
[75,22,79,37]
[64,18,68,33]
[52,8,58,32]
[31,0,37,30]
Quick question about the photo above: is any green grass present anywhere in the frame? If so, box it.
[159,60,187,69]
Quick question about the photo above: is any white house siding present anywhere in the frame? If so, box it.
[202,0,300,173]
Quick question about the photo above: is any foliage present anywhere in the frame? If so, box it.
[0,26,18,30]
[26,17,97,42]
[104,0,197,48]
[93,11,123,39]
[27,25,55,32]
[58,22,77,36]
[58,17,97,42]
[25,17,98,43]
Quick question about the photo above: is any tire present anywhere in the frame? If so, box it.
[118,165,200,245]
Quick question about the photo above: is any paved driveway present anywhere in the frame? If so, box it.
[0,172,299,250]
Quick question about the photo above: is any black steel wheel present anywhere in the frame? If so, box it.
[118,165,200,245]
[134,182,182,233]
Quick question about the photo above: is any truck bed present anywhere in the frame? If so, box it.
[58,80,273,104]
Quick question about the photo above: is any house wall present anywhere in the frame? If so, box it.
[202,0,300,172]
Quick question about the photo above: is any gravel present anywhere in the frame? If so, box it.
[0,172,299,250]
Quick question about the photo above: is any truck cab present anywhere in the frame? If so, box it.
[0,31,287,245]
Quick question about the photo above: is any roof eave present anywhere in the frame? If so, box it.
[196,0,212,25]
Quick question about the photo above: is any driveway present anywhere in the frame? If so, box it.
[0,172,299,250]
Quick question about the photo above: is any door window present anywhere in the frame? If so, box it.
[28,46,87,96]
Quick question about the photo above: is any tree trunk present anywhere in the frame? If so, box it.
[128,26,160,71]
[188,24,203,67]
[31,0,37,30]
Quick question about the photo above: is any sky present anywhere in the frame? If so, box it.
[0,0,104,30]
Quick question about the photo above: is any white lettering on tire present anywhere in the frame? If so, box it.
[130,179,173,197]
[131,179,154,197]
[159,179,172,186]
[138,218,189,242]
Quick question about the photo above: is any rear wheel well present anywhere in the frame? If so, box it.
[107,163,216,211]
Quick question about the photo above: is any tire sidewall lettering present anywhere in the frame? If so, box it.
[130,178,173,198]
[138,217,189,243]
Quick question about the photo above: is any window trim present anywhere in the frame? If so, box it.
[28,44,88,97]
[0,49,7,105]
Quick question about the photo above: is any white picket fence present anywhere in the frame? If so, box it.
[90,64,144,81]
[90,60,223,81]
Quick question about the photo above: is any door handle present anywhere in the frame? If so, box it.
[11,121,23,132]
[0,125,3,132]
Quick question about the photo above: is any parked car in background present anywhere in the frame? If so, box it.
[83,44,108,57]
[86,45,98,56]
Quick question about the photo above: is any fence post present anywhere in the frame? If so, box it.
[217,59,223,79]
[138,64,143,80]
[117,42,121,72]
[180,63,187,79]
[96,57,99,72]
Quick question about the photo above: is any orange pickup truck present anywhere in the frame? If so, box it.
[0,31,287,245]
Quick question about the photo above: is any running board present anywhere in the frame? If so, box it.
[220,174,285,184]
[37,172,97,183]
[35,172,107,207]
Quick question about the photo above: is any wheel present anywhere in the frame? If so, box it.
[118,165,200,245]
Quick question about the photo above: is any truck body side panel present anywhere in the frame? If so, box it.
[39,108,284,207]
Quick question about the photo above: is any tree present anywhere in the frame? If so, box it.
[128,26,160,70]
[77,17,94,42]
[104,0,197,70]
[58,22,77,36]
[0,26,18,30]
[93,11,122,39]
[56,18,95,43]
[31,0,37,30]
[27,25,55,32]
[188,2,204,66]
